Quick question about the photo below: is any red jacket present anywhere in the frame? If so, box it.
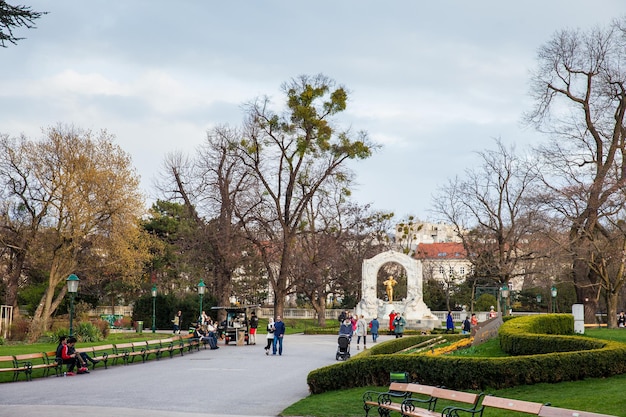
[61,344,73,360]
[389,312,397,331]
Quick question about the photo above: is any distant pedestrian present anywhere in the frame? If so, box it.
[272,315,286,356]
[264,317,275,355]
[470,313,478,327]
[462,316,471,334]
[446,311,454,333]
[393,312,406,338]
[249,311,259,345]
[389,310,397,332]
[172,310,182,334]
[339,318,353,338]
[369,317,380,342]
[355,315,368,350]
[489,306,497,318]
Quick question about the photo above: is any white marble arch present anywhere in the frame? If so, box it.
[355,250,437,329]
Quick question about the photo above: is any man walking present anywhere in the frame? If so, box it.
[272,315,286,356]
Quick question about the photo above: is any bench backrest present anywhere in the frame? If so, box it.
[539,406,618,417]
[482,396,544,414]
[388,382,410,393]
[14,353,44,362]
[114,342,134,350]
[405,383,436,397]
[431,387,479,406]
[93,344,114,352]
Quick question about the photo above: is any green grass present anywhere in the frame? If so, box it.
[283,374,626,417]
[282,328,626,417]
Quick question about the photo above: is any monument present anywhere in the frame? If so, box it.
[355,250,439,330]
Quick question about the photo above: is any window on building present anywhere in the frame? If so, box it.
[439,266,445,275]
[460,266,465,275]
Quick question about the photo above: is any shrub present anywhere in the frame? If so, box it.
[8,317,31,341]
[75,321,103,342]
[306,315,626,394]
[92,318,110,338]
[114,316,132,329]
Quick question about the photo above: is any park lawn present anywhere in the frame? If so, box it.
[283,328,626,417]
[282,373,626,417]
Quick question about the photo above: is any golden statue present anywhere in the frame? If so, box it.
[383,275,398,301]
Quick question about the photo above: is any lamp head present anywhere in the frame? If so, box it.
[151,284,157,298]
[66,274,79,293]
[197,279,206,295]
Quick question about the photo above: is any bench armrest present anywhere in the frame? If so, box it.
[401,396,437,412]
[443,405,484,417]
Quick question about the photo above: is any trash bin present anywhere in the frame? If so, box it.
[237,329,245,346]
[136,321,143,333]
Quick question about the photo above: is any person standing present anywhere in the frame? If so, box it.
[172,310,182,334]
[388,310,397,333]
[470,313,478,327]
[462,316,471,334]
[272,315,286,356]
[249,311,259,345]
[264,317,275,355]
[355,315,368,350]
[393,312,406,338]
[446,311,455,333]
[369,317,380,343]
[489,306,497,318]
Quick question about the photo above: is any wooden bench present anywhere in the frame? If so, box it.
[538,405,618,417]
[75,344,113,370]
[363,383,436,417]
[446,395,546,416]
[449,396,619,417]
[401,387,483,417]
[0,354,31,381]
[111,342,145,365]
[142,338,177,362]
[13,352,57,380]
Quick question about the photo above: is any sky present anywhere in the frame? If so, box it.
[1,1,624,221]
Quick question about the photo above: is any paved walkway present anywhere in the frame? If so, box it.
[0,333,390,417]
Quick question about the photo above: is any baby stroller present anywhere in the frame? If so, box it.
[336,334,351,361]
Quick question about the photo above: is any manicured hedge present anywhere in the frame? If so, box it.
[306,315,626,394]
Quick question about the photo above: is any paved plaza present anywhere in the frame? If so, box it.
[0,333,391,417]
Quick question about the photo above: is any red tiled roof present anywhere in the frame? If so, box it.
[415,242,467,259]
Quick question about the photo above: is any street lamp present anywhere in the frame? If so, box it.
[536,294,542,312]
[197,279,206,320]
[66,274,80,337]
[500,284,510,316]
[151,284,157,333]
[551,285,558,313]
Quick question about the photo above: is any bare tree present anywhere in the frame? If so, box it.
[433,139,540,314]
[526,18,626,325]
[155,126,253,322]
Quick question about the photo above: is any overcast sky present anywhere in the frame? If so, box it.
[1,1,623,220]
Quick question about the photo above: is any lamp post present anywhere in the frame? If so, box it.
[66,274,80,337]
[197,279,206,320]
[551,286,558,313]
[500,284,510,316]
[151,284,157,333]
